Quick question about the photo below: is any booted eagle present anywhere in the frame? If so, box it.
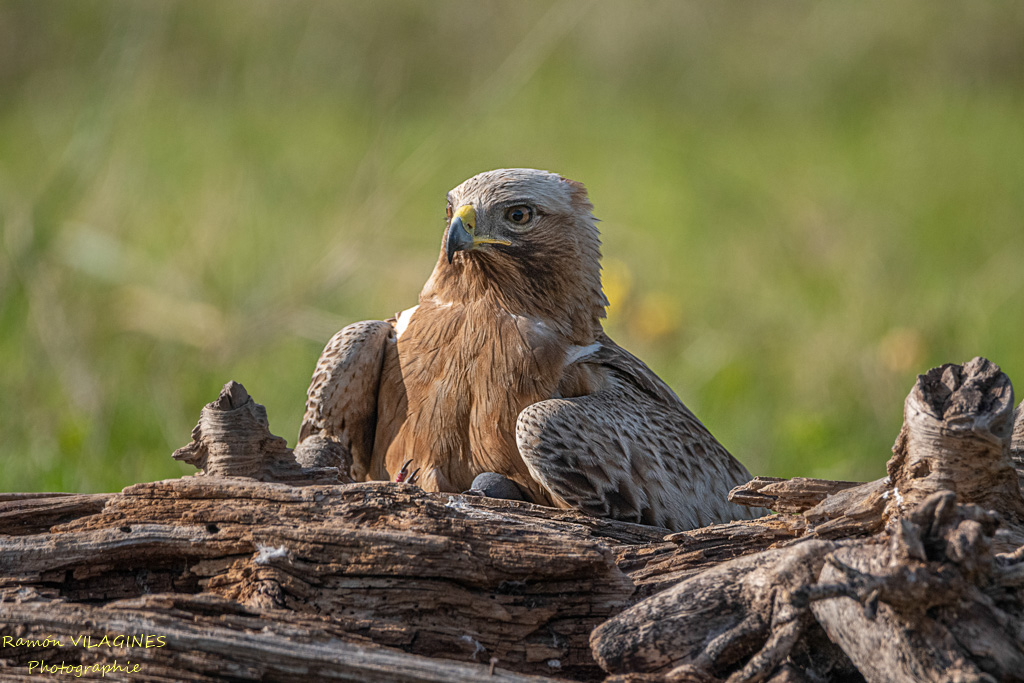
[297,169,757,531]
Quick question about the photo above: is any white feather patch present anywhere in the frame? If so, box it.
[564,342,601,365]
[394,305,419,339]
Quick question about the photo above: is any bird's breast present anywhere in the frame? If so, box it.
[384,301,567,494]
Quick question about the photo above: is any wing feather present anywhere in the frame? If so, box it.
[297,319,394,480]
[516,335,758,531]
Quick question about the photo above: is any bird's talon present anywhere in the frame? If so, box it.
[407,467,421,485]
[394,458,415,483]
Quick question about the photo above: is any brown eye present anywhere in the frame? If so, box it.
[446,203,453,220]
[506,205,533,225]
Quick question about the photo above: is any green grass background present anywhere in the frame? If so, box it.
[2,1,1022,493]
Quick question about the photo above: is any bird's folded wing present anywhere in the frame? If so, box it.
[516,337,757,531]
[298,319,394,480]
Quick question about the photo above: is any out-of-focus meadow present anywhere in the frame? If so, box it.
[2,1,1022,492]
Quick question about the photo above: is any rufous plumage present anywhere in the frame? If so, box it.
[297,169,758,531]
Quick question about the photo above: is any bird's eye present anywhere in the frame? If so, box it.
[446,203,453,220]
[506,205,533,225]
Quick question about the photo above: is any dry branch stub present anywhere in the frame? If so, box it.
[172,380,346,484]
[888,356,1024,523]
[727,477,864,514]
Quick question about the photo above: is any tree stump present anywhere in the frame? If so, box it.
[2,360,1023,681]
[887,357,1023,523]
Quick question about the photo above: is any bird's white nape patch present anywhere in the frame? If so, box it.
[564,341,601,365]
[394,305,419,339]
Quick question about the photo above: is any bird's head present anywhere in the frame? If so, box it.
[423,168,607,343]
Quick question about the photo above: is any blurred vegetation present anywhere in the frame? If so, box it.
[1,1,1022,493]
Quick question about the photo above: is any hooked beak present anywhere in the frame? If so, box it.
[446,206,475,264]
[445,204,511,264]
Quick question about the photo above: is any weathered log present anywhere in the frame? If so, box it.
[0,492,111,536]
[0,477,642,680]
[0,595,562,682]
[619,517,803,599]
[3,359,1024,682]
[615,476,892,602]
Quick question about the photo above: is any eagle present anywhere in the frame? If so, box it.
[296,168,758,531]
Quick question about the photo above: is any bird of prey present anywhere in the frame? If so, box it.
[297,168,758,531]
